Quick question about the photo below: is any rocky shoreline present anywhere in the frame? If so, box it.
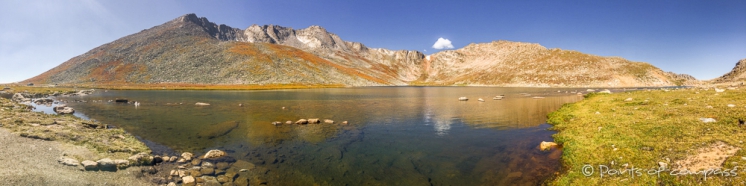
[0,89,264,185]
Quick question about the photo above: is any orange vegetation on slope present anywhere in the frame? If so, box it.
[228,42,390,84]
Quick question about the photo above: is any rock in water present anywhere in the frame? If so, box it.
[197,120,239,139]
[308,118,320,124]
[203,149,227,159]
[181,152,195,161]
[540,141,559,151]
[324,119,334,124]
[195,102,211,106]
[182,176,195,185]
[295,119,308,124]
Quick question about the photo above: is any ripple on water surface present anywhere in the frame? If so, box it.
[61,87,583,185]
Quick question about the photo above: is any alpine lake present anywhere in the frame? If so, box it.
[34,87,594,185]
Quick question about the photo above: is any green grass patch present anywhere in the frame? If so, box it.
[548,88,746,185]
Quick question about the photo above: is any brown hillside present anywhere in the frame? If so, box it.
[23,13,696,88]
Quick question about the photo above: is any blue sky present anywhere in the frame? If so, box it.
[1,0,744,83]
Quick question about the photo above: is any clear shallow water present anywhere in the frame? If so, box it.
[59,87,583,185]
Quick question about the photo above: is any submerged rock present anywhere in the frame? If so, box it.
[197,121,239,139]
[202,149,227,159]
[540,141,559,151]
[53,105,75,114]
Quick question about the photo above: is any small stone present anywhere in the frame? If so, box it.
[167,182,176,186]
[57,157,79,166]
[191,159,202,166]
[728,104,736,108]
[189,169,203,177]
[699,118,717,123]
[215,162,231,170]
[202,161,215,168]
[624,98,633,102]
[81,160,97,171]
[658,162,667,169]
[595,111,600,114]
[308,118,320,124]
[341,121,349,125]
[217,175,230,183]
[182,176,196,184]
[285,121,292,124]
[151,177,168,185]
[202,149,227,159]
[169,156,178,162]
[324,119,334,124]
[200,168,215,176]
[195,102,210,106]
[239,169,248,172]
[182,152,194,161]
[295,119,308,124]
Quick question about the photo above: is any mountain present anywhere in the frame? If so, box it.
[712,58,746,84]
[23,13,695,87]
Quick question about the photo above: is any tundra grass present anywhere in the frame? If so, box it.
[548,88,746,185]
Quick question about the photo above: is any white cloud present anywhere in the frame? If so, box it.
[432,37,454,50]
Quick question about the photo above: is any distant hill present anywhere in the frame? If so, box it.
[23,13,696,87]
[711,58,746,84]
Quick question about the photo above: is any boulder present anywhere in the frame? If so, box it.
[295,119,308,124]
[169,156,178,162]
[203,149,227,159]
[458,97,468,101]
[97,158,117,171]
[182,176,196,185]
[324,119,334,124]
[182,152,195,161]
[540,141,559,151]
[81,160,98,171]
[195,102,211,106]
[53,105,75,115]
[33,98,54,104]
[308,118,320,124]
[153,155,164,164]
[57,157,79,166]
[114,159,130,169]
[128,152,154,165]
[11,93,25,101]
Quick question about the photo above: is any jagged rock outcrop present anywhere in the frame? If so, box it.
[23,13,694,87]
[712,58,746,84]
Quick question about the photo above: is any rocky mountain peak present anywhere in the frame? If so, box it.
[713,58,746,83]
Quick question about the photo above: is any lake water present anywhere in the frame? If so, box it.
[56,87,584,185]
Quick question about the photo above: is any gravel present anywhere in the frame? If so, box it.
[0,128,154,185]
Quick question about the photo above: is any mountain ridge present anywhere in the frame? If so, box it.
[23,13,698,88]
